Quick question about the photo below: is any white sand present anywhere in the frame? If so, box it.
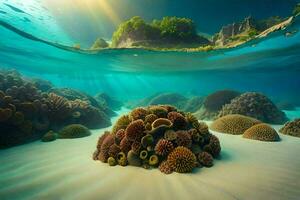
[0,109,300,200]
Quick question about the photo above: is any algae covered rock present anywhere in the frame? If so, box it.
[59,124,91,139]
[218,92,287,124]
[194,90,240,120]
[243,123,280,142]
[279,119,300,138]
[93,105,221,174]
[210,114,261,135]
[41,130,57,142]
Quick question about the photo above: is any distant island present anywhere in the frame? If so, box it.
[87,3,299,52]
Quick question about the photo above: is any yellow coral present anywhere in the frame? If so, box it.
[210,114,261,135]
[243,123,280,142]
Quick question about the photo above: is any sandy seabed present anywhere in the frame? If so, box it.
[0,109,300,200]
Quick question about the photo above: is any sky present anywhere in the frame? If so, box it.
[44,0,299,46]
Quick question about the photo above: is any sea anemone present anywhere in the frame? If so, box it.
[144,114,158,124]
[125,119,145,142]
[176,130,192,148]
[159,161,173,174]
[210,114,261,135]
[279,118,300,138]
[130,107,148,121]
[152,118,172,129]
[198,152,214,167]
[167,146,196,173]
[58,124,91,139]
[167,112,187,130]
[155,139,174,156]
[149,155,159,166]
[243,123,280,142]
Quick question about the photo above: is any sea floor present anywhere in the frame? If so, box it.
[0,108,300,200]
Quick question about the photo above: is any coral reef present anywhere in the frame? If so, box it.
[194,90,240,120]
[279,119,300,138]
[58,124,91,139]
[243,123,280,142]
[93,105,221,174]
[94,92,122,111]
[218,92,287,124]
[210,114,262,135]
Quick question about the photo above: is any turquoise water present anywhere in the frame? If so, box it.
[0,0,300,103]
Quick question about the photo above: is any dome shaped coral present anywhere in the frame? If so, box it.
[218,92,287,124]
[167,146,196,173]
[279,119,300,138]
[198,152,214,167]
[243,123,280,142]
[210,114,261,135]
[58,124,91,139]
[112,115,131,134]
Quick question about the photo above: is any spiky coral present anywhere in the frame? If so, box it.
[159,161,173,174]
[198,152,214,167]
[279,119,300,138]
[176,130,192,148]
[243,123,280,142]
[99,134,115,162]
[210,114,261,135]
[125,119,145,142]
[167,111,187,130]
[155,139,174,156]
[167,146,196,173]
[58,124,91,139]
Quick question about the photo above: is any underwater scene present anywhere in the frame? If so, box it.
[0,0,300,199]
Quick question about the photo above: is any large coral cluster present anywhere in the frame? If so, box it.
[0,69,112,148]
[93,105,221,174]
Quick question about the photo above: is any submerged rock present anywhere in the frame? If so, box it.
[279,119,300,138]
[59,124,91,139]
[93,105,221,174]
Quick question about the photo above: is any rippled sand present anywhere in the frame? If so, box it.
[0,111,300,200]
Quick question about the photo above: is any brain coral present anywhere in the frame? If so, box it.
[243,123,280,142]
[93,105,221,174]
[218,92,287,124]
[210,114,261,135]
[58,124,91,139]
[279,119,300,138]
[167,146,196,173]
